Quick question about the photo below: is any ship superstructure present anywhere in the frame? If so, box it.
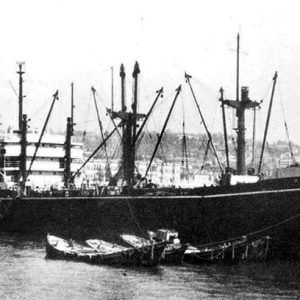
[0,131,83,189]
[0,63,84,191]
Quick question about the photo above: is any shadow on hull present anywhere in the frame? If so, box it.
[1,180,299,261]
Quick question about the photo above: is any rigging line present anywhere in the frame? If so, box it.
[199,134,207,151]
[153,101,177,135]
[227,106,235,138]
[266,142,277,166]
[141,137,151,160]
[256,106,278,166]
[114,138,122,160]
[91,87,112,178]
[73,118,99,126]
[136,130,148,154]
[135,87,163,143]
[140,76,152,110]
[140,130,156,158]
[192,76,219,100]
[248,79,270,161]
[83,90,92,143]
[28,92,61,119]
[278,82,296,164]
[150,90,173,121]
[136,123,149,148]
[25,91,59,181]
[261,78,274,102]
[155,132,166,162]
[103,134,114,158]
[251,106,257,167]
[185,73,223,172]
[197,213,300,248]
[181,92,189,173]
[8,81,18,98]
[144,86,182,179]
[29,105,48,121]
[209,97,219,132]
[201,139,211,168]
[157,134,167,163]
[93,89,122,139]
[258,72,278,174]
[71,126,118,180]
[111,136,121,160]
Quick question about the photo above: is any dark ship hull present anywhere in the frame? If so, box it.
[2,52,298,262]
[1,175,299,261]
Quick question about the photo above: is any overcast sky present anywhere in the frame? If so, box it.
[0,0,300,145]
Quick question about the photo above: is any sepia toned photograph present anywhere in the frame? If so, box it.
[0,0,299,299]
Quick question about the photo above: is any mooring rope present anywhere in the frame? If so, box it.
[125,199,145,236]
[197,213,300,248]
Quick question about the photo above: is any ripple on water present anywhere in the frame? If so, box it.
[0,241,299,299]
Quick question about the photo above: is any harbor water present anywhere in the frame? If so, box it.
[0,234,299,299]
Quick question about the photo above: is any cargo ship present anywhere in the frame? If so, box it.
[0,36,299,261]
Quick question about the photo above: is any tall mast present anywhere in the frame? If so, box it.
[181,118,189,176]
[224,87,260,174]
[118,63,132,185]
[64,117,73,187]
[17,62,25,131]
[223,35,260,175]
[111,66,114,111]
[123,61,140,185]
[65,84,74,187]
[219,87,230,169]
[19,114,27,193]
[132,61,140,146]
[71,83,74,124]
[17,62,26,193]
[258,72,278,174]
[251,107,257,166]
[120,64,126,140]
[236,33,240,102]
[120,64,126,112]
[110,62,145,187]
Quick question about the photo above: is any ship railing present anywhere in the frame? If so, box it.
[5,162,20,168]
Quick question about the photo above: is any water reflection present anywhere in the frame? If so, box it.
[0,235,299,299]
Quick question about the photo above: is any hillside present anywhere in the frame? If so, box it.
[73,130,300,174]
